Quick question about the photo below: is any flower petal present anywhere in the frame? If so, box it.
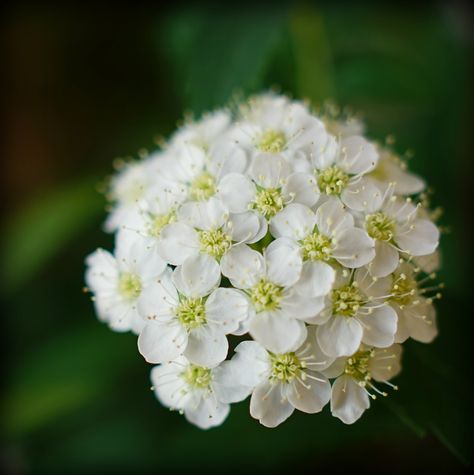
[370,344,403,382]
[227,211,260,243]
[158,222,199,265]
[341,179,383,212]
[184,325,228,367]
[358,304,397,348]
[333,227,375,268]
[331,375,370,424]
[395,219,439,256]
[338,135,378,175]
[315,198,353,236]
[205,288,250,333]
[217,173,255,213]
[250,382,295,428]
[369,240,399,277]
[282,172,320,207]
[185,397,230,429]
[212,361,254,403]
[265,238,302,287]
[317,315,363,357]
[178,198,228,230]
[286,371,331,413]
[221,244,265,289]
[138,322,187,364]
[151,362,191,410]
[280,291,326,322]
[293,261,335,298]
[270,203,315,240]
[172,254,220,297]
[250,153,291,188]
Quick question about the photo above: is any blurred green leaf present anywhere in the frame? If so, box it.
[1,178,103,295]
[161,6,287,113]
[290,4,336,103]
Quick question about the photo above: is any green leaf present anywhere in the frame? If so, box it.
[1,177,104,295]
[290,4,336,103]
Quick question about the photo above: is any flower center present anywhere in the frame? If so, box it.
[300,231,333,261]
[176,297,207,330]
[118,273,142,300]
[249,278,283,312]
[390,273,417,306]
[190,171,216,201]
[251,188,284,219]
[198,228,232,259]
[257,129,286,153]
[181,364,212,389]
[344,349,374,384]
[147,211,176,238]
[366,212,395,241]
[332,283,364,317]
[270,352,305,384]
[317,166,349,195]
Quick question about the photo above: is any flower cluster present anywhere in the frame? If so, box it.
[85,93,442,429]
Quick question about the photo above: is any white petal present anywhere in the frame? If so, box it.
[331,375,370,424]
[282,172,320,207]
[341,179,383,212]
[358,305,397,348]
[212,361,254,403]
[249,312,307,353]
[185,397,230,429]
[178,198,228,230]
[250,382,295,428]
[137,270,178,318]
[247,214,268,244]
[227,212,260,243]
[369,240,400,277]
[250,153,291,188]
[138,322,187,363]
[221,244,264,289]
[333,227,375,268]
[217,173,255,213]
[315,198,353,236]
[317,316,363,357]
[321,358,347,379]
[151,363,191,410]
[338,136,378,175]
[395,219,439,256]
[405,300,438,343]
[205,288,249,333]
[302,326,336,371]
[265,238,303,287]
[269,203,315,240]
[280,291,326,322]
[286,371,331,413]
[184,326,228,367]
[293,261,335,298]
[231,340,271,388]
[158,222,199,265]
[85,248,119,294]
[370,344,403,381]
[173,254,220,297]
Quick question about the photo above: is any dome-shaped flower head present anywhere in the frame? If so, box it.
[315,268,398,357]
[138,255,249,367]
[270,200,375,298]
[85,229,167,333]
[323,344,402,424]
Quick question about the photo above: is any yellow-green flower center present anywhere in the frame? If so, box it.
[182,364,212,389]
[366,212,395,241]
[332,283,364,317]
[190,171,216,201]
[300,232,333,261]
[176,297,207,330]
[317,166,349,195]
[147,211,176,238]
[118,273,142,300]
[257,129,286,153]
[344,349,374,383]
[250,278,283,312]
[390,273,417,306]
[251,188,284,219]
[270,352,305,384]
[198,228,232,259]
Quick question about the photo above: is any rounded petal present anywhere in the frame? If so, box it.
[265,238,303,287]
[302,326,336,371]
[250,153,291,188]
[231,340,271,388]
[227,211,260,243]
[280,291,326,322]
[341,179,383,212]
[293,261,336,298]
[315,198,354,236]
[249,312,307,353]
[369,240,400,277]
[212,361,254,403]
[338,135,378,175]
[333,227,375,268]
[270,203,315,240]
[286,371,331,413]
[151,363,191,410]
[221,244,264,288]
[317,316,363,357]
[138,322,187,363]
[185,397,230,429]
[395,219,439,256]
[405,301,438,343]
[250,382,295,428]
[172,254,220,297]
[158,222,199,265]
[217,173,255,213]
[331,375,370,424]
[247,214,268,244]
[178,198,228,230]
[370,344,403,382]
[184,326,228,367]
[282,172,320,207]
[85,248,118,293]
[358,304,397,348]
[137,270,178,318]
[205,288,249,333]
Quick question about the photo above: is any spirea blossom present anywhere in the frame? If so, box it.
[85,93,443,429]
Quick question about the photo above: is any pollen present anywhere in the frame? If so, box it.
[182,364,212,389]
[317,166,349,195]
[344,349,374,384]
[251,188,284,219]
[366,212,395,241]
[300,231,333,261]
[332,283,364,317]
[257,129,286,153]
[147,211,176,238]
[190,171,216,201]
[118,272,142,300]
[198,228,232,259]
[390,273,417,306]
[176,297,207,330]
[249,278,283,312]
[270,352,305,384]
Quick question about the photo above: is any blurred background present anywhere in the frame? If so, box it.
[1,1,473,473]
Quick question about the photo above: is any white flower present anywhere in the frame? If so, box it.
[324,344,402,424]
[363,194,440,277]
[221,240,324,353]
[227,331,332,427]
[312,135,382,212]
[389,262,439,343]
[158,197,261,267]
[271,200,375,297]
[137,255,249,367]
[151,355,247,429]
[85,229,167,333]
[315,268,398,357]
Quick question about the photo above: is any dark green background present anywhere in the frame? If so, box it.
[2,2,472,473]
